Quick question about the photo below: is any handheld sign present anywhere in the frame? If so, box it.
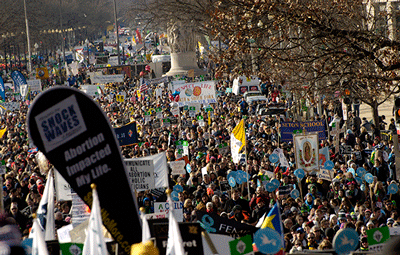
[324,160,334,170]
[27,87,140,254]
[333,228,359,254]
[254,228,282,255]
[269,154,279,164]
[364,173,374,184]
[294,169,305,179]
[388,183,398,194]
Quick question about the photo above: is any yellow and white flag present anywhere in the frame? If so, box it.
[231,119,246,163]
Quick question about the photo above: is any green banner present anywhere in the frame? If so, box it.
[367,226,390,246]
[60,243,84,255]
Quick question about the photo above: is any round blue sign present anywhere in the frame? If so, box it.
[228,177,236,187]
[364,173,374,184]
[388,183,399,194]
[356,167,366,177]
[355,177,362,185]
[333,228,359,254]
[347,168,355,177]
[173,185,183,193]
[290,189,300,199]
[269,154,279,164]
[294,169,305,179]
[265,182,276,192]
[270,179,280,190]
[254,228,282,255]
[324,160,334,170]
[170,191,179,201]
[227,171,237,181]
[186,164,191,173]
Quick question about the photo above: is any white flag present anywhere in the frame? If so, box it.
[142,214,151,243]
[30,170,55,241]
[166,196,185,255]
[82,188,108,255]
[31,219,49,255]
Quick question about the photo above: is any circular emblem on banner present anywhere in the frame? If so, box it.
[38,69,45,77]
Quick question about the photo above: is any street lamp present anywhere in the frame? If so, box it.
[113,0,121,66]
[23,0,32,73]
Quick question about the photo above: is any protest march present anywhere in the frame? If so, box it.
[0,68,399,255]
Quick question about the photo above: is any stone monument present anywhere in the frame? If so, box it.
[166,21,206,76]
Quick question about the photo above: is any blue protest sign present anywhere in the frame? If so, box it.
[270,179,280,190]
[290,189,300,199]
[254,228,282,255]
[228,177,236,187]
[186,164,191,173]
[235,170,245,185]
[173,185,183,193]
[324,160,334,170]
[355,177,362,185]
[294,169,305,179]
[265,182,275,192]
[356,167,366,177]
[333,228,359,254]
[171,191,179,201]
[269,154,279,164]
[11,70,27,92]
[388,183,399,194]
[347,168,355,177]
[227,171,237,182]
[364,173,374,184]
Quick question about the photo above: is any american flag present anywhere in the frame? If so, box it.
[140,83,148,93]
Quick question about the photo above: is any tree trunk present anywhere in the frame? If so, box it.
[371,100,380,128]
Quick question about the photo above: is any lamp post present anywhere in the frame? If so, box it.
[23,0,32,73]
[113,0,121,66]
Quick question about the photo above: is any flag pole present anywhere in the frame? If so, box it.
[244,117,250,200]
[201,231,219,254]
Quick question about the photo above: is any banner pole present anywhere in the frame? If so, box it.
[201,231,219,255]
[244,118,250,200]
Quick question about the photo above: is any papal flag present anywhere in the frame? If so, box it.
[0,127,6,139]
[31,218,49,255]
[82,184,108,255]
[231,119,246,163]
[29,169,55,241]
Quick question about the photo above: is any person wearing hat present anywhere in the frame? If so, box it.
[250,197,268,224]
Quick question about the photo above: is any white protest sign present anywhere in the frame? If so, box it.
[57,224,73,243]
[169,160,186,175]
[0,102,20,111]
[27,79,42,92]
[55,169,72,201]
[273,148,289,168]
[201,166,208,177]
[124,152,168,189]
[318,168,332,181]
[173,81,217,106]
[154,201,184,222]
[143,212,167,220]
[90,74,124,84]
[125,158,155,191]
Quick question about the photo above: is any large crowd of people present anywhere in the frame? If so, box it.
[0,68,399,253]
